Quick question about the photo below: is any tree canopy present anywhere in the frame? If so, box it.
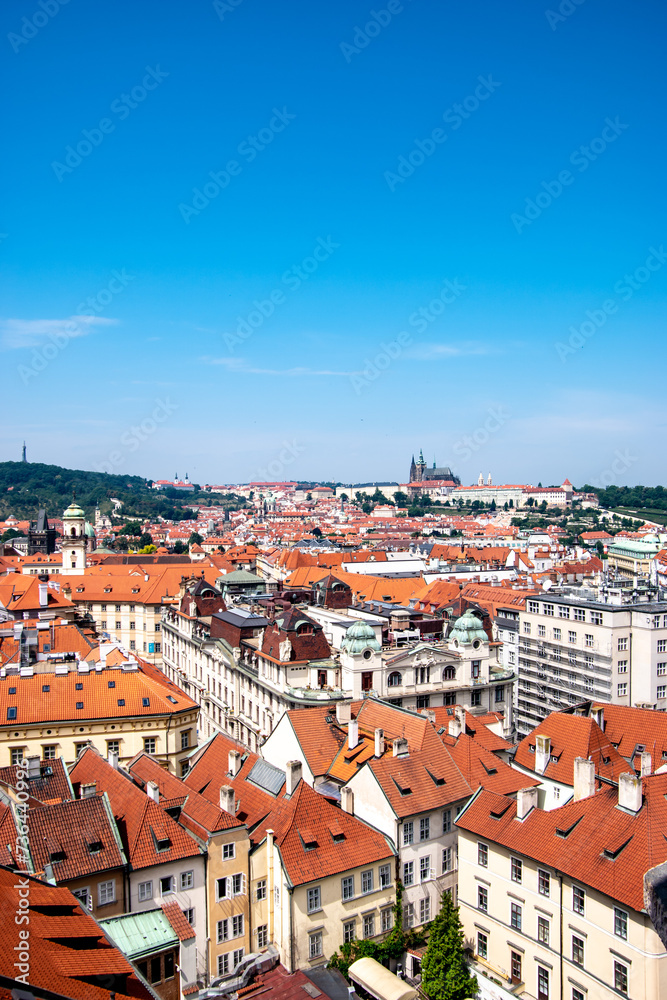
[421,892,477,1000]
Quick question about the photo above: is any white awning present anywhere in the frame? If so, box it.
[348,958,418,1000]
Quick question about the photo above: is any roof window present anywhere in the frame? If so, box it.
[108,681,116,688]
[7,707,17,720]
[8,687,16,695]
[118,699,125,707]
[42,685,50,693]
[142,698,150,707]
[75,683,83,690]
[76,702,84,710]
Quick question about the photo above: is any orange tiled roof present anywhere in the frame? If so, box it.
[513,713,635,785]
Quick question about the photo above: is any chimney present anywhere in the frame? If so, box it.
[640,752,652,777]
[336,702,351,725]
[516,786,538,820]
[341,786,354,815]
[591,705,604,730]
[422,709,436,725]
[374,728,384,757]
[108,749,119,770]
[348,719,358,750]
[220,785,235,814]
[146,781,159,803]
[619,772,642,812]
[286,760,302,796]
[38,582,48,608]
[228,750,242,776]
[573,757,595,801]
[392,737,408,757]
[26,756,40,781]
[535,734,551,775]
[81,782,97,798]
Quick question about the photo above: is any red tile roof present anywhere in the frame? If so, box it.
[160,899,196,941]
[513,712,635,785]
[26,794,126,881]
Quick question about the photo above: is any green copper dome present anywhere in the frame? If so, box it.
[63,502,85,519]
[449,609,488,647]
[341,619,381,654]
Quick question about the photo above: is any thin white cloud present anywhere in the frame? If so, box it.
[200,356,361,376]
[406,342,497,360]
[1,315,117,349]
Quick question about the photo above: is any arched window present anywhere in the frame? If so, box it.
[388,671,402,687]
[71,527,76,536]
[443,665,456,681]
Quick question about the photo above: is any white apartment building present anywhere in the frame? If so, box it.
[516,586,667,736]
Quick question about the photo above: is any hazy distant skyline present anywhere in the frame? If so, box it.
[2,0,666,487]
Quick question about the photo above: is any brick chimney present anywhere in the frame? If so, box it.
[286,760,302,796]
[341,786,354,815]
[573,757,595,801]
[618,772,642,813]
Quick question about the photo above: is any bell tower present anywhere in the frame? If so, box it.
[62,501,87,574]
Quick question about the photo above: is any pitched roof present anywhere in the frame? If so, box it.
[0,867,153,1000]
[513,712,635,785]
[70,748,202,870]
[447,734,539,796]
[0,756,73,803]
[361,745,473,818]
[588,702,667,765]
[457,775,667,912]
[27,794,126,881]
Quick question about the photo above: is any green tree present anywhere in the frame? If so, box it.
[312,527,322,537]
[121,520,142,536]
[394,491,410,507]
[173,540,187,554]
[1,528,22,542]
[189,531,203,545]
[139,532,153,548]
[422,892,477,1000]
[489,499,496,512]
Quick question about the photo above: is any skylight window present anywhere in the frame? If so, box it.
[7,707,17,720]
[8,687,16,695]
[75,682,83,690]
[118,699,125,707]
[108,681,116,688]
[142,698,150,707]
[42,685,50,693]
[76,702,84,710]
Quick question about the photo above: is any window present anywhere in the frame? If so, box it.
[618,683,628,697]
[572,885,585,915]
[75,742,88,758]
[379,864,391,888]
[538,869,550,896]
[590,611,603,625]
[443,809,452,833]
[543,603,554,617]
[363,913,375,938]
[130,621,135,630]
[471,690,481,706]
[403,821,414,845]
[510,902,522,930]
[403,903,415,929]
[161,875,174,895]
[477,931,488,959]
[98,880,115,905]
[658,662,667,676]
[115,621,121,630]
[233,948,244,969]
[442,847,453,873]
[659,640,667,653]
[362,870,373,894]
[76,701,84,710]
[307,886,321,913]
[511,951,522,983]
[341,875,354,900]
[538,915,549,944]
[144,737,156,754]
[255,879,267,901]
[180,870,194,890]
[183,908,194,925]
[155,642,161,653]
[223,843,235,861]
[117,698,125,707]
[658,685,666,699]
[495,685,505,703]
[181,730,190,750]
[309,931,323,959]
[419,897,430,924]
[10,749,24,765]
[150,957,162,984]
[388,671,402,687]
[142,697,150,707]
[217,919,229,942]
[232,873,245,895]
[403,861,414,886]
[217,952,229,976]
[572,989,585,1000]
[478,842,488,867]
[381,907,393,932]
[420,817,430,841]
[138,880,153,901]
[614,960,628,994]
[574,609,585,622]
[416,694,430,709]
[585,634,594,647]
[511,857,522,883]
[42,745,56,759]
[538,624,546,637]
[524,622,532,634]
[553,627,561,640]
[477,885,488,912]
[537,965,549,1000]
[232,914,244,938]
[471,660,481,679]
[343,919,355,943]
[420,856,431,882]
[100,620,107,629]
[164,952,175,980]
[568,630,577,643]
[528,600,539,613]
[618,660,628,673]
[572,934,584,966]
[614,907,628,939]
[618,637,628,651]
[559,606,570,619]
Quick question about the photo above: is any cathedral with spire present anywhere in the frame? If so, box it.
[409,449,460,485]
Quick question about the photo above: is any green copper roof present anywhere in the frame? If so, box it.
[341,618,382,653]
[62,502,85,519]
[218,569,264,584]
[98,909,178,960]
[449,609,488,646]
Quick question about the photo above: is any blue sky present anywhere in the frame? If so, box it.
[1,0,666,488]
